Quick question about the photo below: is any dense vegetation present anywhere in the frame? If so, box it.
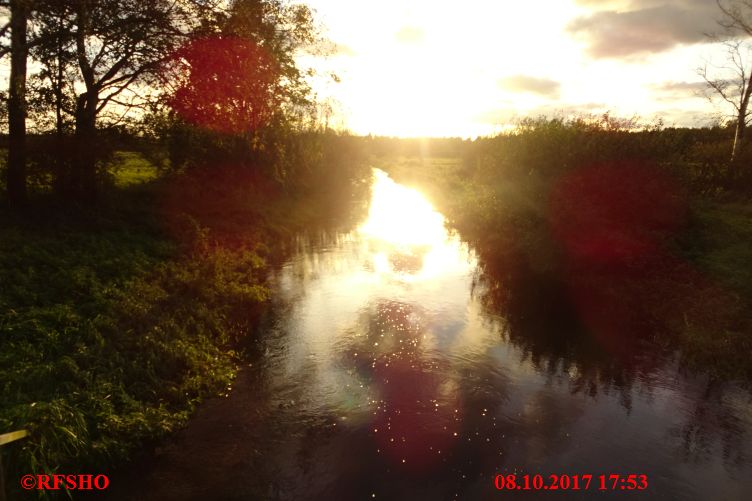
[383,116,752,381]
[0,0,372,496]
[0,138,369,492]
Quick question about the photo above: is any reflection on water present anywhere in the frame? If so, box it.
[358,170,467,282]
[360,169,446,247]
[249,169,752,500]
[126,169,752,500]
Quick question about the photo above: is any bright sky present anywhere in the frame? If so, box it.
[304,0,742,137]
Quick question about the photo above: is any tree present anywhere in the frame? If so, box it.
[29,1,76,191]
[41,0,218,200]
[700,41,752,166]
[701,0,752,170]
[158,0,324,177]
[224,0,320,124]
[2,0,30,207]
[163,0,320,134]
[166,36,283,136]
[2,0,325,200]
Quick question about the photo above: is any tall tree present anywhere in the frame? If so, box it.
[26,1,75,191]
[224,0,319,123]
[32,4,74,139]
[163,0,320,131]
[158,0,323,177]
[701,0,752,172]
[3,0,30,206]
[700,41,752,166]
[47,0,218,200]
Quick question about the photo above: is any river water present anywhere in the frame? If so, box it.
[116,169,752,500]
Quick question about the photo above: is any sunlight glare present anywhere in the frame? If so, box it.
[359,170,446,247]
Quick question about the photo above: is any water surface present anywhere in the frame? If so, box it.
[117,169,752,500]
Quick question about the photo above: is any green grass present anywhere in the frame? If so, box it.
[685,201,752,301]
[110,151,160,187]
[0,167,270,495]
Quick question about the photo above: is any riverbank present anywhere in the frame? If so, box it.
[100,165,752,501]
[0,153,369,497]
[381,153,752,381]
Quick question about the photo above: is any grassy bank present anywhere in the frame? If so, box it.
[0,150,369,496]
[380,123,752,381]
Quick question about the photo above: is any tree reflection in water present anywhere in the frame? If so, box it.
[469,230,752,475]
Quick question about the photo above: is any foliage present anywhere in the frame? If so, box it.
[0,130,370,496]
[146,0,333,190]
[0,191,256,485]
[383,117,752,380]
[165,37,282,135]
[223,0,321,121]
[29,0,214,121]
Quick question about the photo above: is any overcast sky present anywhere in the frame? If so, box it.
[305,0,745,137]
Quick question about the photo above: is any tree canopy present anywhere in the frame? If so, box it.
[1,0,326,202]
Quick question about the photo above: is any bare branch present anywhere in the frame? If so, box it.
[700,64,742,111]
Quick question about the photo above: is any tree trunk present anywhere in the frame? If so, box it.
[72,91,99,202]
[53,26,68,195]
[6,0,29,207]
[731,115,744,162]
[66,2,101,202]
[731,72,752,183]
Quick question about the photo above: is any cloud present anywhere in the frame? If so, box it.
[498,75,561,97]
[650,108,717,126]
[568,0,720,58]
[649,80,707,102]
[395,26,424,44]
[651,81,706,93]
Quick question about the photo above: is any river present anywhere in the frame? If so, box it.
[111,169,752,500]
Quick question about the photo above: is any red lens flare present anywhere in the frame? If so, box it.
[550,162,686,268]
[166,37,280,135]
[550,162,689,348]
